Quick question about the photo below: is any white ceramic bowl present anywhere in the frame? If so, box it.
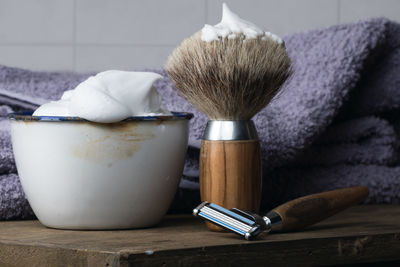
[9,112,192,229]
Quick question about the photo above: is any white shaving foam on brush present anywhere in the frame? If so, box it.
[201,3,283,44]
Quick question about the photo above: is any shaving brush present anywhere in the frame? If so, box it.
[166,30,291,231]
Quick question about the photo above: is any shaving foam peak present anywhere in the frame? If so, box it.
[201,3,283,44]
[33,70,171,123]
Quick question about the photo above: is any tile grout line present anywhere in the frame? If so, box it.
[73,0,77,71]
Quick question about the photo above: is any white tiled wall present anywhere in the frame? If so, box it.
[207,0,339,36]
[0,0,399,72]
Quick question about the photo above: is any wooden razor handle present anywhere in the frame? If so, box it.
[271,186,370,232]
[200,139,262,232]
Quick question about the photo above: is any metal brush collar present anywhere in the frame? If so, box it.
[202,120,258,141]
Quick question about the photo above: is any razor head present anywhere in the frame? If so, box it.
[193,202,262,240]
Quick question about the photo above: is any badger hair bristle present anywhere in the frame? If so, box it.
[166,32,292,120]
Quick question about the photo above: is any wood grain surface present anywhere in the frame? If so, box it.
[272,186,370,232]
[200,139,261,231]
[0,205,399,267]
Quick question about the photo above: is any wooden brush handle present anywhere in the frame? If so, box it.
[200,139,262,232]
[271,186,369,232]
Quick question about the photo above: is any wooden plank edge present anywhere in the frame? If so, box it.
[122,233,400,267]
[1,232,399,267]
[0,242,119,267]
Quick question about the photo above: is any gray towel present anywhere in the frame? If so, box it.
[0,106,34,219]
[1,17,400,219]
[0,106,16,174]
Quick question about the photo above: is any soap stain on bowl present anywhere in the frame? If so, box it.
[71,121,156,162]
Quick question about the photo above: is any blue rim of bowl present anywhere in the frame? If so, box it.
[7,111,193,122]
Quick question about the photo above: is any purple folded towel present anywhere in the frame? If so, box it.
[1,17,400,219]
[0,106,34,219]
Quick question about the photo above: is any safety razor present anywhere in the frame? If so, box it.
[193,186,369,240]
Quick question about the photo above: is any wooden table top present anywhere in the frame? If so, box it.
[0,205,399,267]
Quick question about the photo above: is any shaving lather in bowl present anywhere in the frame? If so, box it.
[9,70,193,229]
